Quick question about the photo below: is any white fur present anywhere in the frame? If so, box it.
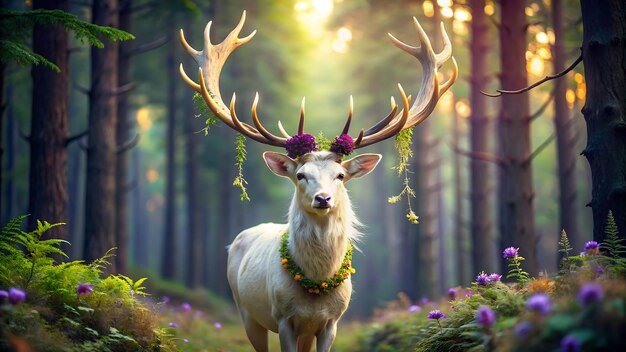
[227,151,381,352]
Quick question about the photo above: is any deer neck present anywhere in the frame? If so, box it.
[287,191,357,281]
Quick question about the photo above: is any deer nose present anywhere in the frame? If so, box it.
[314,194,332,208]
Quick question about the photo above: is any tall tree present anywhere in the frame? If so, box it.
[552,0,581,254]
[115,0,133,274]
[580,0,626,244]
[83,0,120,271]
[28,0,69,242]
[468,0,496,276]
[497,0,538,275]
[161,16,179,281]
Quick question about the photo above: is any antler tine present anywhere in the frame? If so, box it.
[356,84,410,148]
[435,21,452,65]
[363,96,397,136]
[277,121,291,138]
[180,28,201,62]
[179,63,200,91]
[297,97,306,135]
[252,93,288,144]
[340,96,353,135]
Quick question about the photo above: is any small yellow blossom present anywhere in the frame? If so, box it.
[281,258,288,264]
[294,274,302,281]
[321,282,328,289]
[350,267,356,274]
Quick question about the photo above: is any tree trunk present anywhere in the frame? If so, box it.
[469,0,496,277]
[84,0,119,272]
[184,80,203,288]
[580,0,626,244]
[28,0,69,248]
[131,146,149,267]
[115,0,132,275]
[497,0,538,275]
[3,85,16,225]
[0,61,4,218]
[552,0,582,259]
[161,23,178,280]
[451,97,469,284]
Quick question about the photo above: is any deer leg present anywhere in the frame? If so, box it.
[297,335,314,352]
[242,313,268,352]
[316,320,337,352]
[278,318,298,352]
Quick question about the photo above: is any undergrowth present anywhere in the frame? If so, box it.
[0,215,177,351]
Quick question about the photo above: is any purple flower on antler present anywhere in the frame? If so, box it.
[330,134,354,156]
[285,134,318,159]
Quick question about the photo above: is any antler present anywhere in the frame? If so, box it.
[350,18,458,149]
[179,13,457,151]
[179,11,287,147]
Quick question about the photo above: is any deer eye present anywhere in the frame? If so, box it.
[337,173,345,181]
[296,173,306,181]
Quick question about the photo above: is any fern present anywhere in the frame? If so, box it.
[0,8,134,70]
[88,247,117,274]
[558,230,575,273]
[114,275,150,297]
[603,210,625,258]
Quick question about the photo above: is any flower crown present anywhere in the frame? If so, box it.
[285,133,355,159]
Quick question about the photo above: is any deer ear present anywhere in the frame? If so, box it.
[342,154,382,181]
[263,151,297,178]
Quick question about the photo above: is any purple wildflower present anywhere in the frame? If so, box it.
[329,134,354,156]
[427,310,445,320]
[476,272,490,286]
[503,246,519,259]
[447,288,456,300]
[526,293,551,315]
[0,290,8,303]
[593,265,605,276]
[584,241,599,255]
[514,321,532,339]
[181,302,192,312]
[214,322,223,330]
[285,134,318,159]
[168,322,179,328]
[162,296,170,304]
[408,305,421,313]
[577,283,603,306]
[419,297,430,306]
[465,291,474,299]
[487,273,502,282]
[76,283,93,296]
[475,306,496,327]
[8,288,26,305]
[183,339,189,343]
[560,334,581,352]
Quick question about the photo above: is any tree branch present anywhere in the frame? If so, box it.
[66,129,89,146]
[524,134,556,164]
[116,133,140,154]
[130,36,168,56]
[74,82,90,95]
[450,143,507,167]
[530,92,554,121]
[482,52,583,97]
[113,82,136,95]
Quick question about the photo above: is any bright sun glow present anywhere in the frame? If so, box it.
[441,7,454,18]
[528,56,545,76]
[136,107,152,131]
[295,0,334,37]
[423,0,434,17]
[454,8,472,22]
[337,27,352,41]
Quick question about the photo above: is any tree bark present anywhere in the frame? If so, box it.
[451,96,469,284]
[184,77,203,288]
[115,0,132,275]
[497,0,538,275]
[552,0,582,259]
[161,22,178,280]
[580,0,626,245]
[2,85,16,225]
[469,0,496,277]
[28,0,69,248]
[84,0,119,272]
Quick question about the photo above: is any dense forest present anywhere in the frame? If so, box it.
[1,0,626,350]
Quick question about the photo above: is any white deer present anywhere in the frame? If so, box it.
[179,11,457,352]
